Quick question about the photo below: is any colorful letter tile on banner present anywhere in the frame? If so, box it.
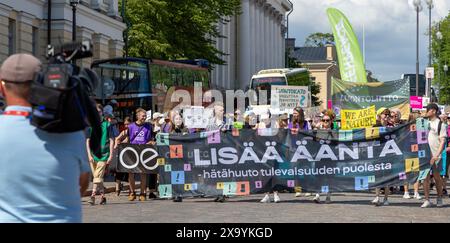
[184,184,192,191]
[207,131,221,144]
[216,182,224,190]
[368,175,375,183]
[418,150,426,158]
[411,144,419,152]
[399,172,407,180]
[156,133,169,146]
[321,186,329,193]
[287,180,295,188]
[236,181,250,196]
[417,130,428,144]
[354,176,369,190]
[164,164,172,172]
[169,145,183,158]
[223,182,237,196]
[405,158,420,173]
[254,181,262,189]
[157,158,166,165]
[158,185,172,198]
[416,118,428,131]
[365,127,380,139]
[183,163,191,171]
[338,130,353,141]
[171,171,185,184]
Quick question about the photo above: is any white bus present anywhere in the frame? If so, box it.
[247,68,310,114]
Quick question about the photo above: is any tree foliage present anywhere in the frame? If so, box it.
[304,32,335,47]
[120,0,241,65]
[431,13,450,104]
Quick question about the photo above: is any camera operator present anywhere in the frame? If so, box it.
[0,54,90,223]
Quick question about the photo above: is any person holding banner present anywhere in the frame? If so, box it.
[312,113,333,204]
[124,108,155,202]
[114,117,132,196]
[288,107,311,131]
[206,102,231,132]
[403,112,422,200]
[371,108,392,206]
[258,111,283,203]
[206,102,230,203]
[170,113,189,135]
[421,103,446,208]
[161,110,178,133]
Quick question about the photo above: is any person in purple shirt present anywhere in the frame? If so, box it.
[288,107,312,131]
[118,108,155,202]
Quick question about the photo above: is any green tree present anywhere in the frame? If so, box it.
[120,0,241,65]
[432,13,450,104]
[304,32,334,47]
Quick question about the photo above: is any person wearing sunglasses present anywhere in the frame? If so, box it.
[310,113,334,203]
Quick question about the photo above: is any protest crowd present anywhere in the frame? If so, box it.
[92,99,450,208]
[0,53,449,223]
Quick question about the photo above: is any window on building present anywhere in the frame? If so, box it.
[8,19,16,55]
[311,77,316,81]
[32,27,38,55]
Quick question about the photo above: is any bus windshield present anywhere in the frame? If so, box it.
[92,59,150,97]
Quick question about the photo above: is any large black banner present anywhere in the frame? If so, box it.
[154,121,432,198]
[115,120,433,198]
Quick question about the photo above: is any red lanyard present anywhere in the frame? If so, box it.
[2,110,30,117]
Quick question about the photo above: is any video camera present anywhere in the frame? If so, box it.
[28,40,102,157]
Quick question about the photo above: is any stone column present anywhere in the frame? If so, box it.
[109,39,124,58]
[0,4,12,61]
[17,12,35,54]
[238,0,251,90]
[92,33,110,61]
[264,4,270,69]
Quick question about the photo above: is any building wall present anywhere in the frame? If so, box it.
[211,0,291,90]
[0,0,125,68]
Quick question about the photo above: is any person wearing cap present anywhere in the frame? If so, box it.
[0,54,90,222]
[151,112,164,133]
[421,103,446,208]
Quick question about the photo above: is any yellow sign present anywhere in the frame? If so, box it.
[405,158,420,173]
[341,105,377,130]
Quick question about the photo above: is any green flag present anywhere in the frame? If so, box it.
[327,8,367,83]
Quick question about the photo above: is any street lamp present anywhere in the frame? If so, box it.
[413,0,423,97]
[426,0,433,98]
[70,0,80,41]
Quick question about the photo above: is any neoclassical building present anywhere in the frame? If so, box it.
[0,0,125,67]
[211,0,292,90]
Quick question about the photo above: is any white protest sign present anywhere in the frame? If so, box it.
[271,85,309,110]
[303,106,321,120]
[183,106,213,129]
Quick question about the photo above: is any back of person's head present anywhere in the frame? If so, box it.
[0,54,41,100]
